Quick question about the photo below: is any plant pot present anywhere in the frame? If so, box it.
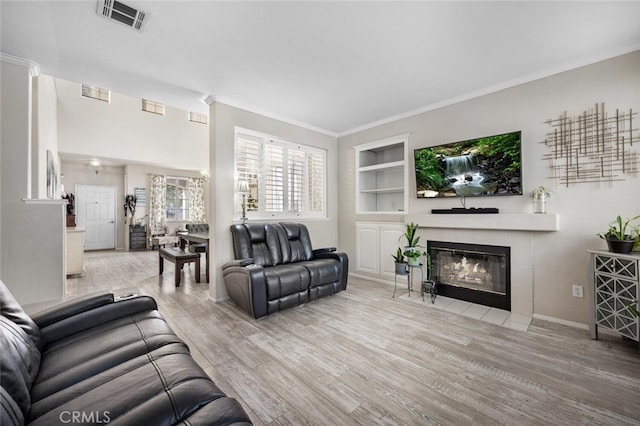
[607,237,636,254]
[407,257,420,267]
[66,214,76,228]
[395,262,408,275]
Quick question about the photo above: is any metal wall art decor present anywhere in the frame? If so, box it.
[542,103,639,186]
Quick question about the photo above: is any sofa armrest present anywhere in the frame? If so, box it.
[314,250,349,291]
[222,264,268,319]
[222,258,254,269]
[33,294,159,345]
[30,291,115,328]
[313,247,336,255]
[176,396,253,425]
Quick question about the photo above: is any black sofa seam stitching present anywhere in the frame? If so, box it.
[146,351,180,421]
[27,349,185,422]
[133,315,180,422]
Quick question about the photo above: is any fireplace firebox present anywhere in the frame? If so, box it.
[427,241,510,311]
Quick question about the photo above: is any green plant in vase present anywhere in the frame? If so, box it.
[402,222,425,266]
[391,247,407,274]
[404,222,420,249]
[530,185,552,214]
[597,214,640,254]
[403,249,426,267]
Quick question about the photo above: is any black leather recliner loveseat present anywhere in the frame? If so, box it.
[222,222,348,319]
[0,280,252,425]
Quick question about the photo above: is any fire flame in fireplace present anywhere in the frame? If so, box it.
[443,256,493,289]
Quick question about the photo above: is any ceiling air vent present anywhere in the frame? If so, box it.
[98,0,147,32]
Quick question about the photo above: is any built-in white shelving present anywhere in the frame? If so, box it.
[355,134,409,214]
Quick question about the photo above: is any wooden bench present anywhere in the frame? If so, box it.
[159,247,200,287]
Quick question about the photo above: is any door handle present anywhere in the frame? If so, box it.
[110,221,114,224]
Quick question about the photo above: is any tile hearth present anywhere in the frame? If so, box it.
[398,292,532,331]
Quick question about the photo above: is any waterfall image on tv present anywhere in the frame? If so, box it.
[414,131,522,198]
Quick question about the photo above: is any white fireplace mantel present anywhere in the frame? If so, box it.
[406,213,559,232]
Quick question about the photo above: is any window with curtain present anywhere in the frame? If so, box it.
[166,177,190,220]
[235,128,326,220]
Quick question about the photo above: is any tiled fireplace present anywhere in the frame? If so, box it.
[408,213,560,318]
[428,240,510,310]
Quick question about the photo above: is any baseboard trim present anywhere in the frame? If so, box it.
[349,272,395,287]
[532,313,589,330]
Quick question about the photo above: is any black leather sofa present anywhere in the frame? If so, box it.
[0,280,252,425]
[222,222,348,319]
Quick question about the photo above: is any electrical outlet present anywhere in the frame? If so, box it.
[572,285,584,298]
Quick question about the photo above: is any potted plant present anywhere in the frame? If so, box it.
[404,222,421,253]
[401,222,425,266]
[404,248,426,267]
[530,186,552,214]
[392,247,407,275]
[598,214,640,254]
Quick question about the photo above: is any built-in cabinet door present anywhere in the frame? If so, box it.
[356,222,405,278]
[66,229,86,276]
[379,225,405,277]
[356,223,380,274]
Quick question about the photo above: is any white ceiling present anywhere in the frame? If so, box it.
[2,1,640,136]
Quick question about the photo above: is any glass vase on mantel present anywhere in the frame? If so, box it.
[532,192,547,214]
[531,186,551,214]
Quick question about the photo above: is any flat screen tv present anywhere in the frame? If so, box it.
[414,130,522,198]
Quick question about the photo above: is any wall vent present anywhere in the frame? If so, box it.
[189,111,208,125]
[82,84,110,102]
[142,99,165,115]
[98,0,147,32]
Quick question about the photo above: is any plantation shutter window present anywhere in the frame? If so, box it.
[234,128,326,220]
[288,148,305,214]
[264,142,285,213]
[307,150,325,214]
[236,134,261,213]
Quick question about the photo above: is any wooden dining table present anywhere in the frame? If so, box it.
[178,231,210,283]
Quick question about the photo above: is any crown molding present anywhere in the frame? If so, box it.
[206,95,338,138]
[337,44,640,138]
[0,52,40,77]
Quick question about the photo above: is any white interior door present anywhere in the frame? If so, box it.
[76,185,116,250]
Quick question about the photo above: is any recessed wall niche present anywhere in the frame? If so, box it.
[542,103,639,187]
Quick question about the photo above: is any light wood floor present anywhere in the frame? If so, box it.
[66,250,640,426]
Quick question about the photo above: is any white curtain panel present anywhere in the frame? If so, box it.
[188,177,206,223]
[149,174,167,231]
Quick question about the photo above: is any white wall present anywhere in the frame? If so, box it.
[56,78,208,171]
[32,75,59,198]
[210,102,339,301]
[1,57,66,304]
[338,50,640,325]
